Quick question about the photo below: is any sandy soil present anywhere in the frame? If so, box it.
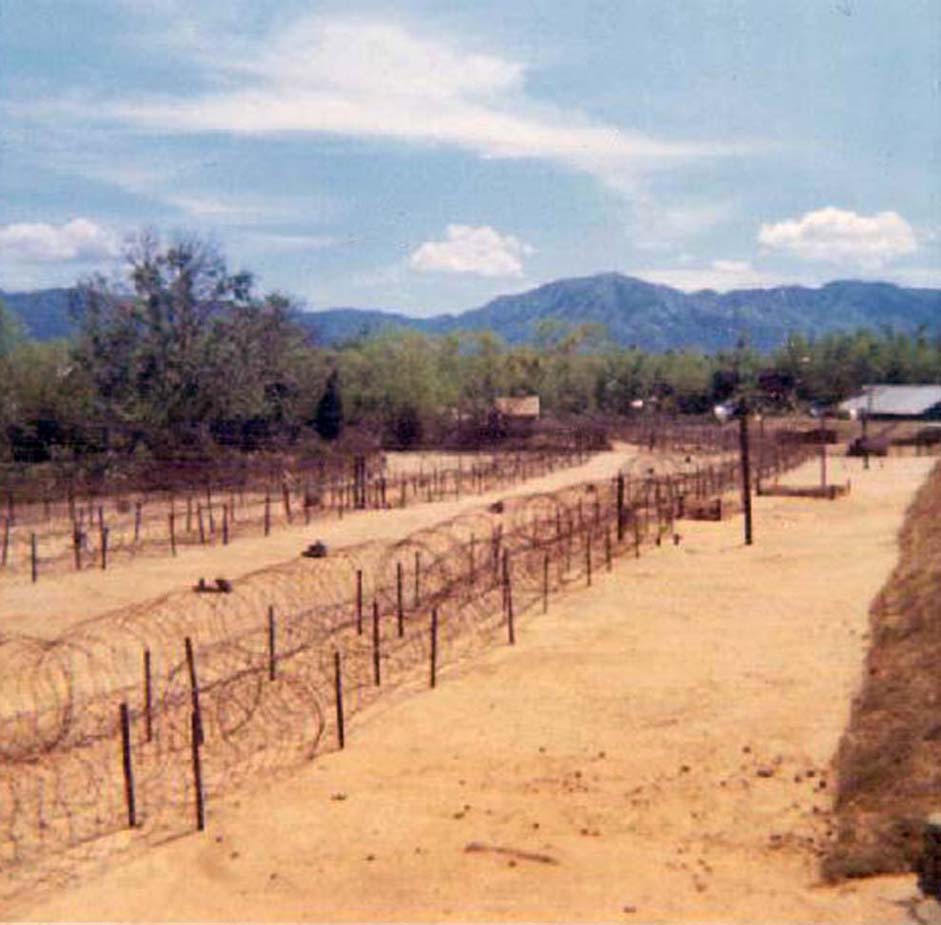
[0,447,641,638]
[9,453,936,923]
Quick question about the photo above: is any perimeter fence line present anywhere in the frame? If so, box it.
[0,447,588,584]
[0,432,818,899]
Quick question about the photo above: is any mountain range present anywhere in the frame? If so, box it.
[3,273,939,353]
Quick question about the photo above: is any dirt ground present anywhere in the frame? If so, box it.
[7,452,937,923]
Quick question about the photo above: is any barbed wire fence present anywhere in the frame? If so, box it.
[0,431,816,904]
[0,448,588,584]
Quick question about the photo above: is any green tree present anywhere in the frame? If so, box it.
[314,370,344,440]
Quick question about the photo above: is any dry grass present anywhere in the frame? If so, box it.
[823,460,941,881]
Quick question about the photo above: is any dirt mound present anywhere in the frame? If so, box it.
[824,461,941,881]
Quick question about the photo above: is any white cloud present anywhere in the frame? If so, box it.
[26,17,743,193]
[0,218,119,264]
[409,225,535,278]
[758,207,917,268]
[634,259,792,292]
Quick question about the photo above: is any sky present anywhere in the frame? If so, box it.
[1,0,939,316]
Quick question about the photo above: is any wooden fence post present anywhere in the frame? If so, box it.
[143,648,153,743]
[268,605,276,681]
[430,608,438,689]
[414,551,421,608]
[372,599,381,686]
[504,552,515,645]
[1,516,8,568]
[190,710,205,831]
[616,473,625,541]
[73,523,82,571]
[30,532,37,583]
[543,552,549,613]
[356,570,363,635]
[119,702,136,828]
[185,637,204,746]
[264,493,271,536]
[396,562,404,638]
[334,651,345,749]
[100,524,109,570]
[169,511,177,557]
[586,530,592,587]
[134,501,143,544]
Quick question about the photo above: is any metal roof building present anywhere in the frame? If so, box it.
[840,385,941,419]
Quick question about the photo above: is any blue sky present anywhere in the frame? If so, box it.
[1,0,939,315]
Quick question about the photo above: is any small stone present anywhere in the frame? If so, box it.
[330,792,348,801]
[622,905,637,914]
[508,859,517,868]
[680,764,691,774]
[742,746,752,754]
[365,854,375,862]
[756,767,775,778]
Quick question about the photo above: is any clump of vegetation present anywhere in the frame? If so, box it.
[823,462,941,881]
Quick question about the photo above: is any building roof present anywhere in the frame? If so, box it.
[840,384,941,417]
[494,395,541,418]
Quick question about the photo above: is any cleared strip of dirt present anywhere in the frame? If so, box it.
[824,461,941,881]
[12,455,935,923]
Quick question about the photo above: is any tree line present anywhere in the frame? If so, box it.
[1,233,940,463]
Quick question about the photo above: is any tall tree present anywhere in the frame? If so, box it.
[314,370,344,441]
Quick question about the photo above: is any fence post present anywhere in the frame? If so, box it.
[169,511,177,557]
[414,551,421,608]
[119,702,136,828]
[100,524,109,570]
[185,637,204,746]
[616,473,625,541]
[190,710,205,832]
[73,523,82,571]
[334,651,345,749]
[504,551,515,645]
[356,570,363,635]
[586,530,592,587]
[1,516,8,568]
[396,562,404,638]
[372,599,381,686]
[30,532,37,583]
[197,504,206,545]
[543,552,549,613]
[222,503,229,546]
[143,648,153,743]
[268,605,276,681]
[264,493,271,536]
[605,527,612,571]
[134,501,142,544]
[430,608,438,689]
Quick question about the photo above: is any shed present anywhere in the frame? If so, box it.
[493,395,540,438]
[840,385,941,420]
[494,395,541,420]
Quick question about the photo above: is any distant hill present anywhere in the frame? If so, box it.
[1,288,75,341]
[6,274,941,352]
[299,274,941,352]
